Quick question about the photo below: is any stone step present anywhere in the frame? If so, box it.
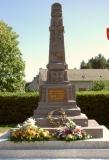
[34,107,81,116]
[42,120,103,138]
[82,120,103,138]
[0,149,109,159]
[32,113,88,127]
[36,105,77,110]
[38,101,76,107]
[0,126,108,158]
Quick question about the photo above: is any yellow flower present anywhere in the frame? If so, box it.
[28,130,33,135]
[42,132,48,137]
[66,134,73,140]
[45,130,49,134]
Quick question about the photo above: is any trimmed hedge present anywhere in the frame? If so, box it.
[0,92,39,124]
[0,91,109,125]
[76,91,109,125]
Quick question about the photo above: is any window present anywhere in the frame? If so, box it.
[79,88,86,91]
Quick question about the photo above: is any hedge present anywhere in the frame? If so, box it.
[76,91,109,125]
[0,92,39,124]
[0,91,109,125]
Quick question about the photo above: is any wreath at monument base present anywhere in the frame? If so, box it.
[9,117,92,142]
[47,108,67,127]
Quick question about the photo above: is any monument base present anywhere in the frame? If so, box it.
[41,120,103,138]
[0,126,109,159]
[33,102,103,138]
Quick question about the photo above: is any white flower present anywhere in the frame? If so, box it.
[23,118,36,126]
[78,134,82,138]
[58,126,66,132]
[17,124,21,128]
[66,119,76,128]
[66,134,73,140]
[76,125,81,130]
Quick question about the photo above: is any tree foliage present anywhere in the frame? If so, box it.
[25,87,36,92]
[90,79,109,91]
[0,20,25,92]
[80,54,109,69]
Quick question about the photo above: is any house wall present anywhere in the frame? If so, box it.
[28,70,94,92]
[27,76,39,91]
[38,81,93,92]
[70,81,93,91]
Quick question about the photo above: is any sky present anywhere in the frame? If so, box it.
[0,0,109,82]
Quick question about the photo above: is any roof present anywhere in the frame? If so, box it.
[39,69,109,82]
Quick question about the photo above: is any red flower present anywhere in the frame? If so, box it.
[16,130,21,135]
[75,128,79,133]
[81,131,85,135]
[65,129,70,134]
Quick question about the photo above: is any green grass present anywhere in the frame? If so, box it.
[0,124,17,133]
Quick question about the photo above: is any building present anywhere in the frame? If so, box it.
[27,68,109,91]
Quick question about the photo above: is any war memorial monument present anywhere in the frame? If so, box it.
[0,3,109,159]
[33,3,103,138]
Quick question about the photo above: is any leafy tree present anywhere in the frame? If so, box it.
[80,54,109,69]
[0,20,25,92]
[25,87,36,92]
[90,79,109,91]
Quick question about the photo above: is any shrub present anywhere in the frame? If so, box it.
[0,92,39,124]
[90,79,109,91]
[76,91,109,124]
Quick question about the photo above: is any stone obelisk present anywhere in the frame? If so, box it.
[47,3,67,70]
[33,3,103,138]
[37,3,75,105]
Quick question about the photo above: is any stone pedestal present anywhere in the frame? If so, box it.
[33,3,103,138]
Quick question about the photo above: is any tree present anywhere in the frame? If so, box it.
[25,87,36,92]
[80,54,109,69]
[90,79,109,91]
[0,20,25,92]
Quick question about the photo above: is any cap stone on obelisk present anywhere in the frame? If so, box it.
[33,3,103,138]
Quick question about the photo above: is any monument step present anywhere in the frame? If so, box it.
[32,113,88,127]
[0,148,109,159]
[34,107,81,116]
[0,126,108,158]
[82,120,103,138]
[38,101,76,107]
[39,120,103,138]
[36,105,78,110]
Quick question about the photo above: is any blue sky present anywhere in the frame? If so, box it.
[0,0,109,81]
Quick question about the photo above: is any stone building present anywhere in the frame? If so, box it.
[27,68,109,91]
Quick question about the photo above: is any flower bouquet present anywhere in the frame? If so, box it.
[54,119,92,141]
[9,118,52,142]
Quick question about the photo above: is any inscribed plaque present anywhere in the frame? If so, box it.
[48,88,66,102]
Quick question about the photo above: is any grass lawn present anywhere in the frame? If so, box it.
[0,124,109,134]
[0,124,17,133]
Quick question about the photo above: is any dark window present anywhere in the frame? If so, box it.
[79,88,86,91]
